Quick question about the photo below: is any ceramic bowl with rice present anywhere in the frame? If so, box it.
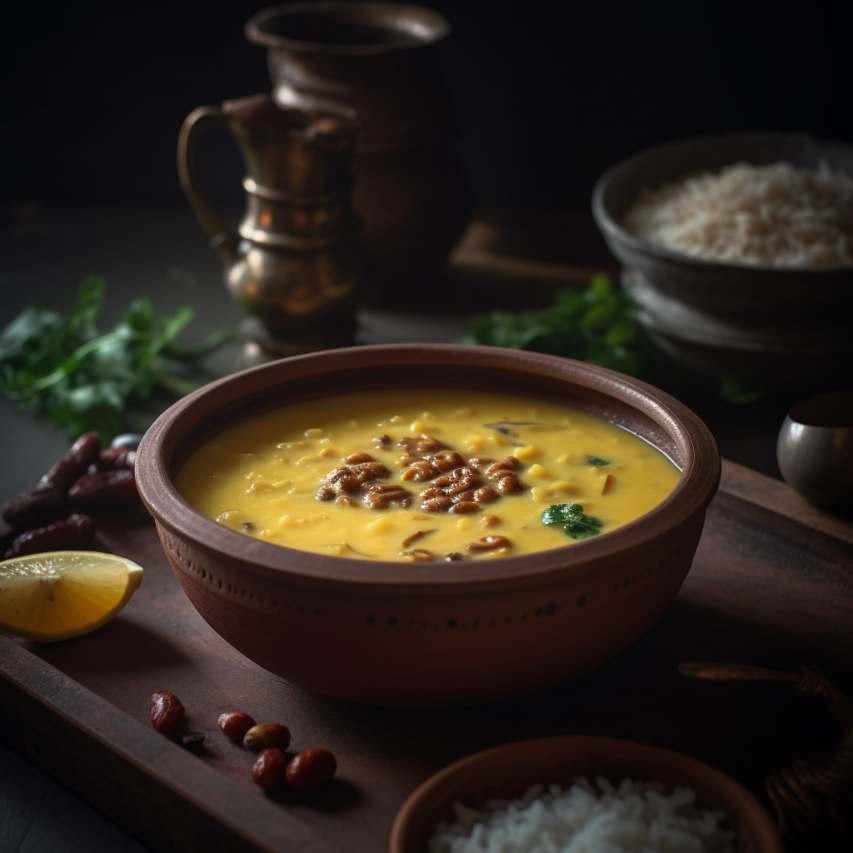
[591,131,853,390]
[390,735,784,853]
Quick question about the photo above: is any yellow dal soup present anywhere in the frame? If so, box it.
[175,389,681,562]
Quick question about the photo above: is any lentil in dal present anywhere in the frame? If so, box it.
[174,390,681,562]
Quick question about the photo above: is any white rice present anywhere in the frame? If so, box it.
[620,160,853,268]
[428,777,734,853]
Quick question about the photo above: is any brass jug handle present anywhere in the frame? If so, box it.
[177,106,239,262]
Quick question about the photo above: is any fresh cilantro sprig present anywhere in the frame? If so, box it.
[461,274,655,378]
[461,274,772,404]
[542,503,604,540]
[0,276,237,439]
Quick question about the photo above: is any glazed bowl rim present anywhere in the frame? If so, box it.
[136,343,720,590]
[591,129,853,276]
[389,734,784,853]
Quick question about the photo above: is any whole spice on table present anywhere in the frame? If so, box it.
[218,710,257,741]
[180,732,206,754]
[252,748,287,789]
[150,690,185,736]
[285,747,337,789]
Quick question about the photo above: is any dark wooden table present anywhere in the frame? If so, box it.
[2,202,850,853]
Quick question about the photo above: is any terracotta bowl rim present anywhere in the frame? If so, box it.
[136,343,720,590]
[591,129,853,276]
[389,734,784,853]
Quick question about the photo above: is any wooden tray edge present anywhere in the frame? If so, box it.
[719,458,853,545]
[0,637,337,853]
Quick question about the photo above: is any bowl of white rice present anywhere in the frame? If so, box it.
[390,735,784,853]
[591,131,853,388]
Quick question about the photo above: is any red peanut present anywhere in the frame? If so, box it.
[150,690,184,736]
[252,748,287,789]
[217,711,257,741]
[285,747,337,789]
[243,723,291,753]
[5,513,96,559]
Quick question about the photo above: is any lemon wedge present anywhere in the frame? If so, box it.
[0,551,143,642]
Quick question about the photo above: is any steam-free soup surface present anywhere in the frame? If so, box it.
[175,389,680,562]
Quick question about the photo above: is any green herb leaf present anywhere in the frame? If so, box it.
[461,274,771,406]
[460,275,655,378]
[717,376,767,405]
[542,502,604,540]
[0,277,238,440]
[586,455,612,466]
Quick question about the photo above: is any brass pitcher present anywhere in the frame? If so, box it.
[245,3,473,305]
[178,93,364,355]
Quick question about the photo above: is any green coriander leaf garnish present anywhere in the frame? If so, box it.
[542,503,604,540]
[587,455,612,466]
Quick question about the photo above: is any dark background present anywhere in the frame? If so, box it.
[3,0,853,215]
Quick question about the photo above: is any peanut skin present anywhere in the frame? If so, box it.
[218,711,257,741]
[68,469,139,508]
[243,723,291,753]
[150,690,184,736]
[285,747,337,789]
[5,513,96,558]
[252,748,287,789]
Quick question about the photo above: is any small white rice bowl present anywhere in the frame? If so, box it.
[428,776,734,853]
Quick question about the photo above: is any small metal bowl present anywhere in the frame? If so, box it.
[777,390,853,510]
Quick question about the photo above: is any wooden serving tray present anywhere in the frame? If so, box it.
[2,459,852,853]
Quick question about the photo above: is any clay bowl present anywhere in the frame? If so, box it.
[390,735,784,852]
[591,131,853,389]
[135,344,720,708]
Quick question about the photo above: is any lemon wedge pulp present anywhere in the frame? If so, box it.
[0,551,144,642]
